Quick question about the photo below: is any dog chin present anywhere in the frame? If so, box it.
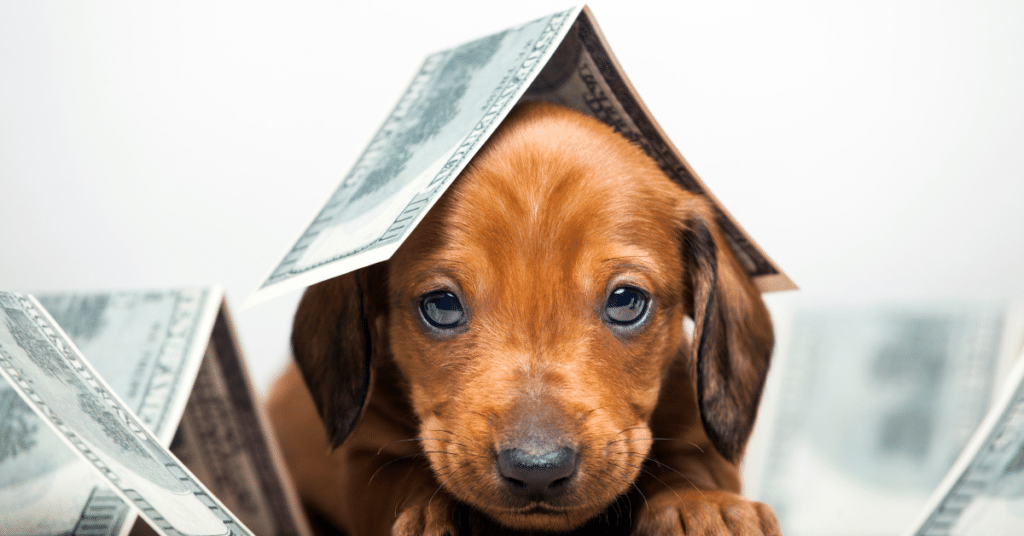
[482,503,607,532]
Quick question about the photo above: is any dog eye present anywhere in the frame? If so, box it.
[420,290,465,328]
[605,287,648,325]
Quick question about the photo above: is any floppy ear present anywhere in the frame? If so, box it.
[291,263,389,448]
[680,215,774,462]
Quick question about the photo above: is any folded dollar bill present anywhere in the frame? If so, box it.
[245,5,795,308]
[0,290,311,536]
[904,325,1024,536]
[743,303,1024,536]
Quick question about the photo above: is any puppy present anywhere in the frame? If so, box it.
[267,101,780,536]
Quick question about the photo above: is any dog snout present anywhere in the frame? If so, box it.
[493,395,582,501]
[497,445,578,499]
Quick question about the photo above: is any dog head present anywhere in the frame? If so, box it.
[292,101,773,531]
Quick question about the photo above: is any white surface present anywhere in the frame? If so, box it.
[2,1,1023,395]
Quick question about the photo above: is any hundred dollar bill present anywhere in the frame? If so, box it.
[743,304,1024,536]
[519,9,790,292]
[0,291,249,536]
[246,5,794,308]
[167,302,311,536]
[1,289,217,536]
[0,291,311,536]
[904,343,1024,535]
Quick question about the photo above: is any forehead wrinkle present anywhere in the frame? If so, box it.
[443,177,589,288]
[457,225,589,350]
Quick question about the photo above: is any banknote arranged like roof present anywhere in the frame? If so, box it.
[246,5,794,308]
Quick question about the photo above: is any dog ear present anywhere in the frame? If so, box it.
[680,215,774,462]
[291,263,389,448]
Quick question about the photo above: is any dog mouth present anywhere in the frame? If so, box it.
[482,498,616,533]
[516,502,570,515]
[420,414,653,531]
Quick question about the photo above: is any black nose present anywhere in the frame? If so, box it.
[497,446,578,499]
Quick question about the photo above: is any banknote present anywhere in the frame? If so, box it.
[520,10,790,292]
[905,341,1024,536]
[246,6,794,308]
[0,291,311,536]
[743,303,1024,536]
[168,303,311,536]
[0,291,253,536]
[1,289,217,536]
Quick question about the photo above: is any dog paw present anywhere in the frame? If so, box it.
[391,494,471,536]
[633,489,782,536]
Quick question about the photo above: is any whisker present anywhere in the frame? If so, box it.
[368,449,472,484]
[606,437,706,454]
[621,452,704,494]
[623,462,688,503]
[389,437,473,449]
[368,452,430,484]
[625,488,637,524]
[428,463,474,509]
[615,490,629,524]
[441,464,483,497]
[454,481,478,502]
[631,481,651,511]
[606,436,675,446]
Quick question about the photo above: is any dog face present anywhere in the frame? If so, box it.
[292,102,773,532]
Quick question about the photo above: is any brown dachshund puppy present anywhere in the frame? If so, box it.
[267,101,780,536]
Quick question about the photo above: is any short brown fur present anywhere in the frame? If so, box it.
[267,102,780,535]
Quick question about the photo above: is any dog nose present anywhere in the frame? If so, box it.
[497,446,577,499]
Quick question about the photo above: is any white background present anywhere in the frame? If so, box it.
[2,1,1023,396]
